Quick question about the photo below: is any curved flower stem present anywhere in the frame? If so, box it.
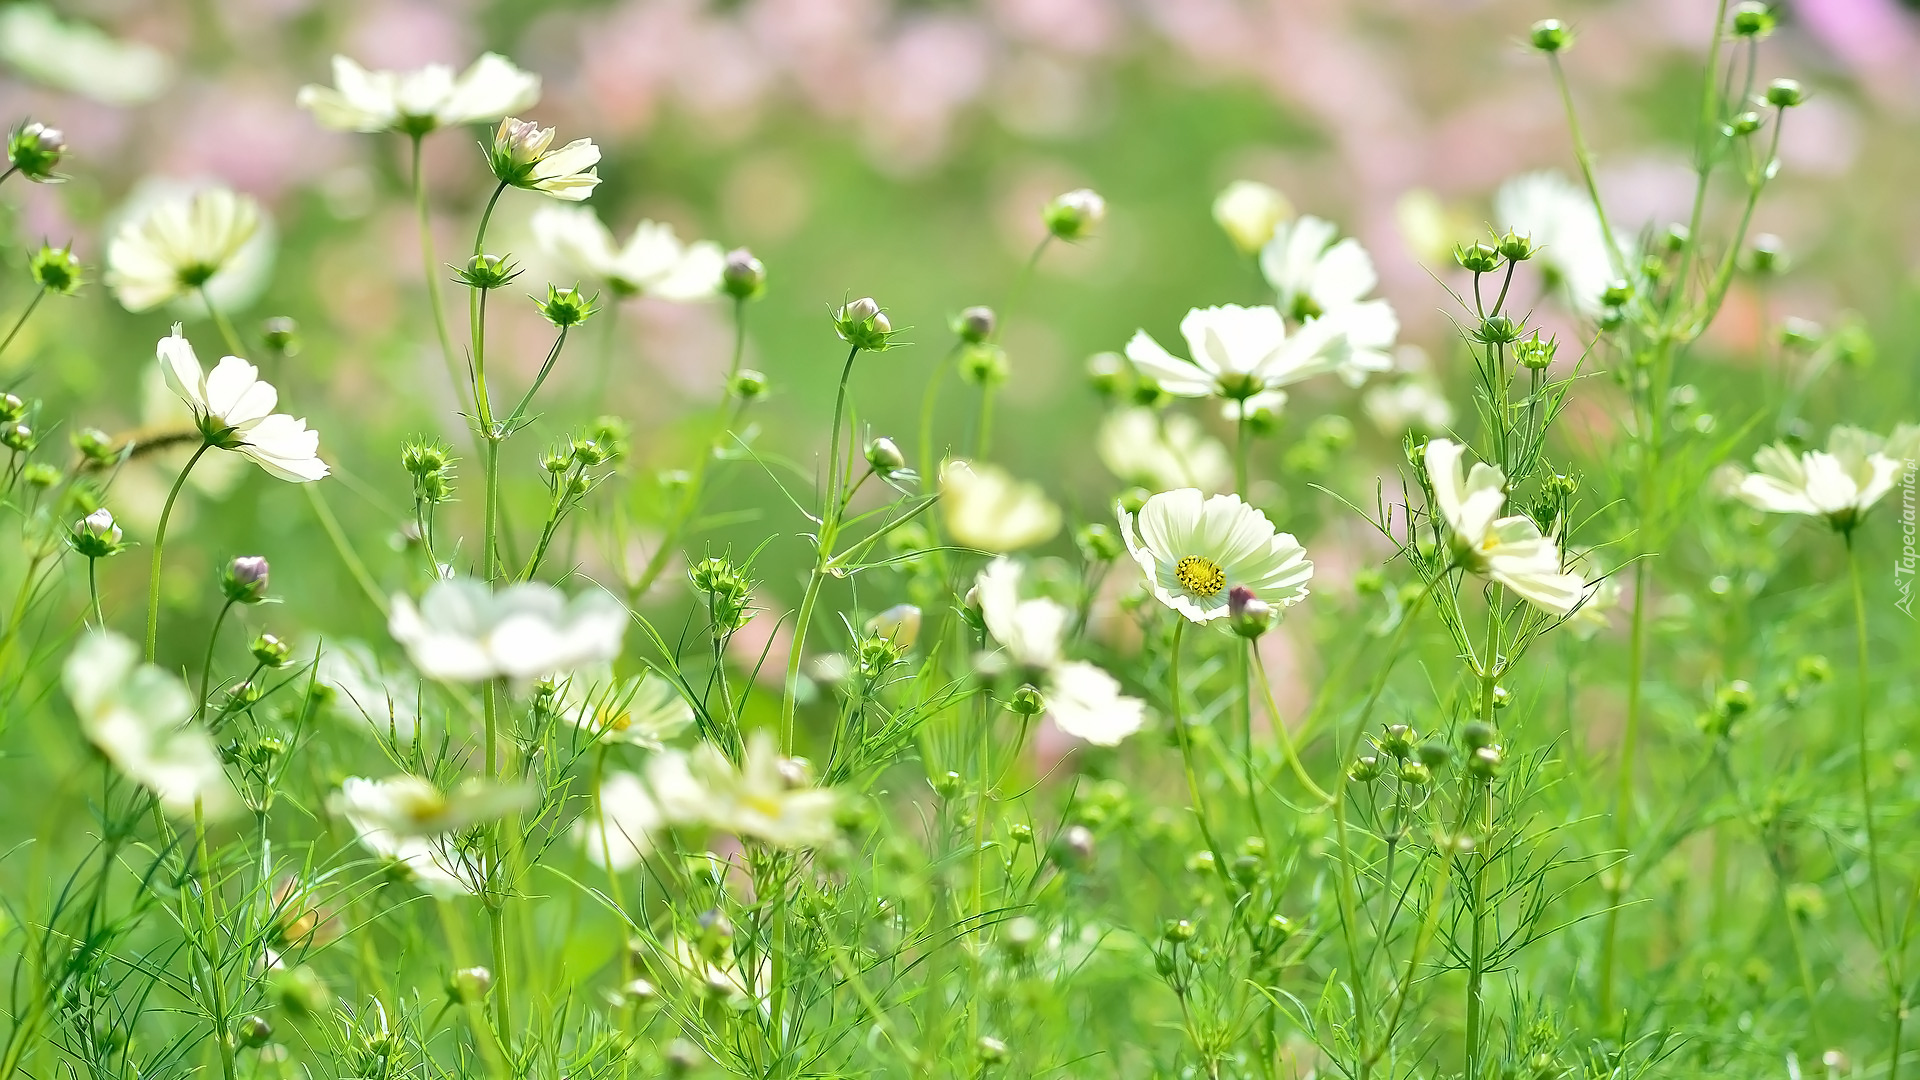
[86,557,103,628]
[146,443,212,661]
[1464,602,1501,1080]
[194,599,235,722]
[200,290,245,359]
[411,134,471,415]
[1168,620,1231,890]
[780,344,862,751]
[1248,644,1331,804]
[192,797,237,1080]
[1849,537,1901,1080]
[0,287,46,362]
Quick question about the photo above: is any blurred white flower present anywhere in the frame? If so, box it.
[62,632,237,819]
[574,770,665,871]
[865,604,922,647]
[330,775,530,839]
[940,460,1061,552]
[1221,390,1288,425]
[1098,408,1231,493]
[0,4,171,106]
[532,207,723,300]
[1119,489,1313,625]
[1363,379,1455,436]
[1566,553,1621,640]
[685,732,840,849]
[1213,180,1293,257]
[388,579,627,682]
[107,187,264,313]
[297,53,539,135]
[975,558,1145,745]
[1733,424,1916,530]
[1260,216,1398,384]
[157,328,328,482]
[555,668,695,749]
[488,118,600,201]
[1124,304,1344,402]
[1494,171,1620,316]
[318,641,420,740]
[1424,439,1585,615]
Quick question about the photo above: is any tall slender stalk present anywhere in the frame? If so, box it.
[146,444,212,661]
[0,288,46,362]
[780,344,862,751]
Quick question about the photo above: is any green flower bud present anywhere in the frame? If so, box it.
[1732,2,1776,38]
[261,316,300,356]
[1529,18,1573,52]
[537,284,598,328]
[1227,586,1273,640]
[251,633,292,667]
[1454,240,1501,273]
[1086,351,1129,398]
[1496,230,1536,262]
[1475,314,1521,345]
[720,248,766,301]
[1348,755,1382,782]
[28,243,82,294]
[455,252,520,290]
[7,120,65,183]
[70,509,124,558]
[730,368,769,400]
[1460,721,1496,750]
[222,556,270,604]
[1009,684,1047,716]
[977,1035,1010,1065]
[835,297,894,351]
[236,1016,273,1049]
[1380,724,1416,758]
[1076,522,1123,562]
[1416,740,1452,769]
[1764,78,1804,108]
[1397,761,1432,786]
[1042,188,1105,241]
[953,305,996,344]
[1514,333,1557,370]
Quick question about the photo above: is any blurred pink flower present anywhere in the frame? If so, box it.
[1797,0,1920,73]
[165,83,341,200]
[346,1,472,70]
[861,14,993,173]
[988,0,1119,58]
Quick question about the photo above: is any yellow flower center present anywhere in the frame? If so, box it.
[1174,555,1227,598]
[596,707,632,733]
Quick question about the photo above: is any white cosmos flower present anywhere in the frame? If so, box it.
[388,578,627,683]
[1098,408,1231,493]
[1119,489,1313,625]
[975,558,1146,746]
[329,774,530,839]
[106,187,262,313]
[1364,378,1455,436]
[1259,215,1398,384]
[1494,171,1621,317]
[317,640,420,740]
[685,732,840,849]
[62,632,237,819]
[1124,304,1345,402]
[1734,424,1917,530]
[573,752,709,870]
[1424,439,1586,615]
[940,460,1061,552]
[532,206,723,300]
[157,328,329,482]
[556,667,695,749]
[0,3,171,106]
[1213,180,1293,256]
[488,118,600,201]
[296,53,540,135]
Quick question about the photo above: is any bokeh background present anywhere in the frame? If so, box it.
[2,0,1917,658]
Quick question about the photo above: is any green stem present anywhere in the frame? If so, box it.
[146,443,212,661]
[412,134,472,416]
[780,345,862,751]
[1849,538,1899,1080]
[1249,646,1331,804]
[1464,606,1500,1080]
[0,288,46,361]
[194,599,235,722]
[87,557,103,628]
[304,484,386,614]
[201,288,245,358]
[1546,54,1628,281]
[1167,621,1231,890]
[194,798,238,1080]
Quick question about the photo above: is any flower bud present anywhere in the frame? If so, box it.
[1491,685,1512,709]
[1348,755,1382,782]
[456,252,520,290]
[1728,111,1763,137]
[1796,654,1832,684]
[7,120,65,182]
[449,966,493,1002]
[21,463,55,489]
[70,508,123,558]
[958,343,1009,386]
[0,394,23,422]
[977,1035,1010,1065]
[933,770,964,799]
[865,603,921,646]
[1379,724,1416,758]
[1009,684,1046,716]
[1467,745,1503,780]
[1731,2,1776,38]
[223,556,270,604]
[1212,180,1293,256]
[1076,522,1123,562]
[712,372,763,409]
[1460,721,1496,750]
[1397,761,1432,786]
[835,297,893,351]
[28,244,81,295]
[261,316,300,356]
[1496,230,1535,262]
[1162,918,1196,943]
[236,1016,273,1049]
[251,633,292,668]
[1086,351,1129,398]
[1055,824,1095,866]
[1416,740,1452,770]
[1515,334,1557,370]
[1,422,34,452]
[1454,241,1501,273]
[721,248,766,301]
[537,284,598,327]
[1764,78,1804,108]
[1226,585,1273,639]
[1042,188,1106,241]
[1715,680,1755,718]
[864,438,906,478]
[953,305,996,344]
[1529,18,1573,52]
[1475,315,1521,345]
[1746,233,1786,275]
